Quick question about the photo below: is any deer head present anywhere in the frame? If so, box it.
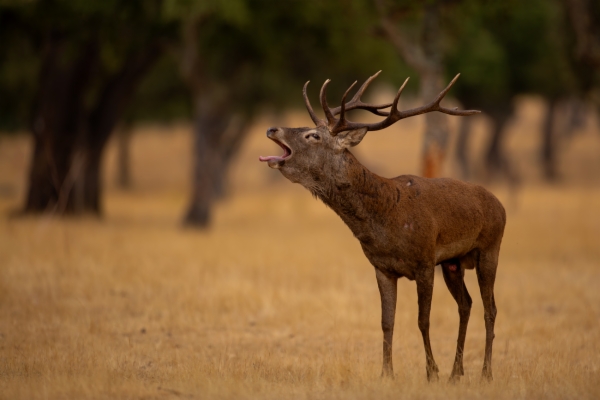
[259,71,479,186]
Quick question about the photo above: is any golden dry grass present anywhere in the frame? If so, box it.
[1,98,600,399]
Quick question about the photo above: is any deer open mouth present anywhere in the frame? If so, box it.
[259,138,292,165]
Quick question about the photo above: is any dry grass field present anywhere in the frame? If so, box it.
[1,98,600,399]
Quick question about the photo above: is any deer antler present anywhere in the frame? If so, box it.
[303,71,393,128]
[306,72,480,136]
[330,71,393,117]
[303,81,325,126]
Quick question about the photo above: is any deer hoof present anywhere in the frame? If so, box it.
[481,369,493,382]
[427,370,439,382]
[381,370,395,380]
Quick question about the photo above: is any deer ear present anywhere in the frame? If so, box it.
[336,127,368,148]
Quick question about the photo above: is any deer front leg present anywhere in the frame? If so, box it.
[416,266,439,382]
[375,268,398,378]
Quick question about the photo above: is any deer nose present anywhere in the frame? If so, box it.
[266,127,279,137]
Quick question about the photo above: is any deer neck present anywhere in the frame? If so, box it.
[308,151,397,232]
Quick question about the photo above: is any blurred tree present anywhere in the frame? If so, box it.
[374,0,452,178]
[4,0,595,225]
[564,0,600,69]
[447,0,578,182]
[167,0,253,226]
[1,0,174,214]
[0,6,39,132]
[165,0,408,227]
[563,0,600,124]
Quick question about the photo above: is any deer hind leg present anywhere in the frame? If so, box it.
[476,249,499,382]
[441,257,473,383]
[375,268,398,378]
[416,266,439,382]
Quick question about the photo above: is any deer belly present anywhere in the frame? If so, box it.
[435,238,475,264]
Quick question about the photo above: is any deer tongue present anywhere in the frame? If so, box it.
[259,139,291,164]
[258,155,285,162]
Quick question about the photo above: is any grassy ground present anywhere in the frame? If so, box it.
[1,99,600,399]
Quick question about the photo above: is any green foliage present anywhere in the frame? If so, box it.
[0,0,177,131]
[126,54,191,123]
[163,0,249,25]
[446,0,579,104]
[129,0,410,122]
[0,0,594,132]
[0,7,39,130]
[191,0,408,111]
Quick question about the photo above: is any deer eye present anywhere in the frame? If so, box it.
[305,133,320,140]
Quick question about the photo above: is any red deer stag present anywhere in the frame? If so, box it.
[259,71,506,382]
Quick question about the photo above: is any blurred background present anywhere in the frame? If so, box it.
[1,1,600,398]
[0,0,599,226]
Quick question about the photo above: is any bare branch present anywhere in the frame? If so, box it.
[374,0,431,71]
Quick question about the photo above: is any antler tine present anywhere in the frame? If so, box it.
[432,73,480,116]
[330,76,410,134]
[303,81,325,126]
[332,80,358,135]
[350,70,381,103]
[319,79,337,128]
[389,77,410,117]
[330,71,393,117]
[432,73,461,104]
[395,73,480,119]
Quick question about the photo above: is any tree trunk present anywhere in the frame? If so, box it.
[183,96,251,227]
[23,35,161,216]
[24,35,98,214]
[420,72,449,178]
[376,1,449,178]
[81,148,102,213]
[179,16,254,227]
[419,5,449,178]
[184,111,224,228]
[485,107,518,184]
[25,137,60,212]
[80,43,161,214]
[213,115,250,198]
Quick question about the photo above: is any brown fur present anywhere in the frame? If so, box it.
[262,117,505,382]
